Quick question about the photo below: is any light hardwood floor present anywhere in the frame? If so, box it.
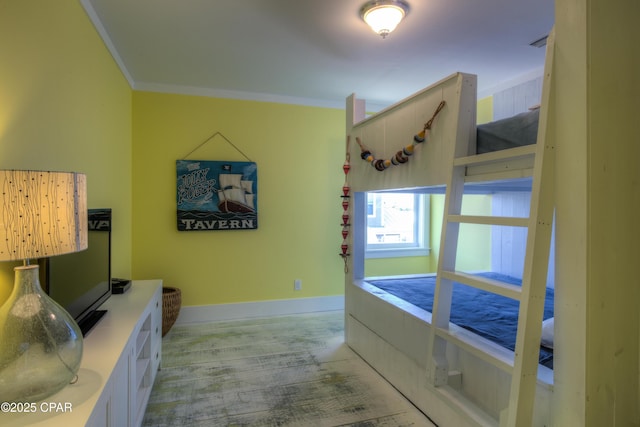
[143,310,436,426]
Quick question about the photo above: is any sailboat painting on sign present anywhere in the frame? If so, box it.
[176,160,258,231]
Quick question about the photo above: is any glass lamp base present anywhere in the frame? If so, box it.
[0,265,83,402]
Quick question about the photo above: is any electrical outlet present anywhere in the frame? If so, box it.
[294,279,302,291]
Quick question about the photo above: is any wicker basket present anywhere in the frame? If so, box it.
[162,287,182,337]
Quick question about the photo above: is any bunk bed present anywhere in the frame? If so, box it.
[366,272,555,368]
[344,35,555,427]
[359,106,555,369]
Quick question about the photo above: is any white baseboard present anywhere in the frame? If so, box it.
[175,295,345,324]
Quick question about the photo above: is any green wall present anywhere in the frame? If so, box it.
[0,0,133,304]
[131,92,345,306]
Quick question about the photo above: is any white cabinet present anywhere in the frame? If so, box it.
[132,293,162,426]
[0,280,162,427]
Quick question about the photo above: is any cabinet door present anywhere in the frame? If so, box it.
[85,362,128,427]
[111,349,131,426]
[86,392,109,427]
[151,289,162,374]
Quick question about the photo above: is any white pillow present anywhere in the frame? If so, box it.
[541,317,554,349]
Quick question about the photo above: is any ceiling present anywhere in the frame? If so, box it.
[82,0,554,110]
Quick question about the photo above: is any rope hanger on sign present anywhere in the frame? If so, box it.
[182,131,253,162]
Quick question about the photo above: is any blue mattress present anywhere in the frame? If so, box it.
[366,272,554,368]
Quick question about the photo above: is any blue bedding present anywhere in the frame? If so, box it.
[367,272,554,368]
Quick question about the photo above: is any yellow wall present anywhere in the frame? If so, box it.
[0,0,133,304]
[364,252,433,277]
[477,96,494,124]
[430,194,493,272]
[131,92,345,306]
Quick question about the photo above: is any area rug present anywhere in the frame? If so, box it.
[142,311,435,427]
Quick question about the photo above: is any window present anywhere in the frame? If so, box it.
[365,191,430,258]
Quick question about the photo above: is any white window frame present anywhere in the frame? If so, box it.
[365,191,430,259]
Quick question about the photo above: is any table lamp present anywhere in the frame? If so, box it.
[0,170,88,402]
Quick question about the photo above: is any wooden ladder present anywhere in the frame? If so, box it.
[427,31,555,426]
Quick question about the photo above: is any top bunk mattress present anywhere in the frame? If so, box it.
[476,108,539,154]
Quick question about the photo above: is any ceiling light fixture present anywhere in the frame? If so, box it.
[360,0,410,39]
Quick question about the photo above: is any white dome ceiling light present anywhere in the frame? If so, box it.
[360,0,410,39]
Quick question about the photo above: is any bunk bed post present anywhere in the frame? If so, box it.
[344,93,366,346]
[427,74,477,387]
[428,165,465,386]
[502,28,556,427]
[346,93,366,127]
[344,93,366,284]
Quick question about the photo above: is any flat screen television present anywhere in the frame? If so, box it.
[41,208,112,336]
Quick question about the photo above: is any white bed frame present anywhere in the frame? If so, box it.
[344,34,555,427]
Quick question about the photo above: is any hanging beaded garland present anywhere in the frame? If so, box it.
[339,136,351,273]
[355,100,446,171]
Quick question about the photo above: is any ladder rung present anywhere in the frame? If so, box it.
[464,167,534,183]
[448,214,529,227]
[434,325,514,374]
[454,144,537,167]
[441,270,522,301]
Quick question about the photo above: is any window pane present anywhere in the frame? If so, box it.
[367,192,417,247]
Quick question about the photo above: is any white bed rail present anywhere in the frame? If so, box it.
[346,72,477,193]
